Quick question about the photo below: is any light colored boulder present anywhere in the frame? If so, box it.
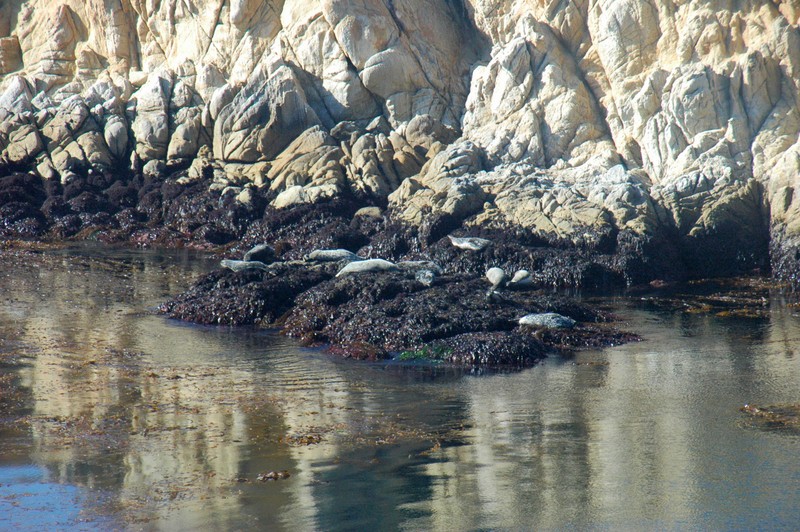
[129,73,171,161]
[104,115,128,159]
[0,0,798,278]
[213,59,321,163]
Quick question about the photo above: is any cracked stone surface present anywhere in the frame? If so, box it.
[1,1,799,278]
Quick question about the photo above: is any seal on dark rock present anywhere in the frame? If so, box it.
[243,243,276,263]
[397,260,444,275]
[220,259,270,272]
[508,269,533,288]
[336,258,400,277]
[518,312,576,329]
[304,249,363,263]
[447,235,491,251]
[486,267,508,290]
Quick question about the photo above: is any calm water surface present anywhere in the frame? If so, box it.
[1,244,799,530]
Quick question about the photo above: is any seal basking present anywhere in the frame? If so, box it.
[304,249,362,263]
[243,243,276,263]
[336,258,400,277]
[507,269,533,288]
[518,313,576,329]
[397,260,444,275]
[221,259,270,272]
[485,267,509,289]
[447,235,491,251]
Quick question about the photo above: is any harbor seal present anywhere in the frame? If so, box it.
[397,260,444,275]
[243,243,276,263]
[508,269,533,288]
[518,313,576,329]
[447,235,491,251]
[304,249,363,263]
[336,258,400,277]
[485,267,508,289]
[221,259,270,272]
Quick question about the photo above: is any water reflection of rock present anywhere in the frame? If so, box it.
[5,248,800,529]
[1,246,371,528]
[406,303,800,529]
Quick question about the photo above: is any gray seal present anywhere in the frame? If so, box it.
[243,243,276,263]
[485,267,508,289]
[336,258,400,277]
[397,260,444,275]
[518,312,576,329]
[447,235,491,251]
[304,249,363,262]
[507,269,533,288]
[221,259,270,272]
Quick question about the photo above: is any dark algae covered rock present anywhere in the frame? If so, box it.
[159,246,639,369]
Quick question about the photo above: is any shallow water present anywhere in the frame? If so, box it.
[1,244,800,530]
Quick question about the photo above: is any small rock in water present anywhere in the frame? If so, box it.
[447,235,491,251]
[415,269,437,286]
[220,259,270,272]
[336,258,400,277]
[485,267,508,289]
[243,243,276,263]
[304,249,362,263]
[518,312,576,329]
[257,470,291,481]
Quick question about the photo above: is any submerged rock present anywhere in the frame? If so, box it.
[740,403,800,434]
[429,332,547,367]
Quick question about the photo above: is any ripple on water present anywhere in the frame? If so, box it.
[2,246,800,530]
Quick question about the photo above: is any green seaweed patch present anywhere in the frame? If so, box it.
[397,345,453,361]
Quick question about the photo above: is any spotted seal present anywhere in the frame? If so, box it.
[518,313,576,329]
[221,259,270,272]
[336,258,400,277]
[507,269,533,288]
[447,235,491,251]
[243,243,276,263]
[485,267,508,289]
[304,249,363,263]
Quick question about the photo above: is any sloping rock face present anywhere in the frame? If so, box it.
[1,1,800,281]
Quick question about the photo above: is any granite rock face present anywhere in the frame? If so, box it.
[1,1,800,279]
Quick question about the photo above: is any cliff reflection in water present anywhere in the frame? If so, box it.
[2,245,800,530]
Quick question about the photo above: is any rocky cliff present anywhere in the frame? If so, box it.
[1,1,800,282]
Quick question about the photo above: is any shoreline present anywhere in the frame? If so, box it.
[0,166,788,369]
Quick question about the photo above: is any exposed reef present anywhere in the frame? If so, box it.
[158,241,640,369]
[2,1,800,365]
